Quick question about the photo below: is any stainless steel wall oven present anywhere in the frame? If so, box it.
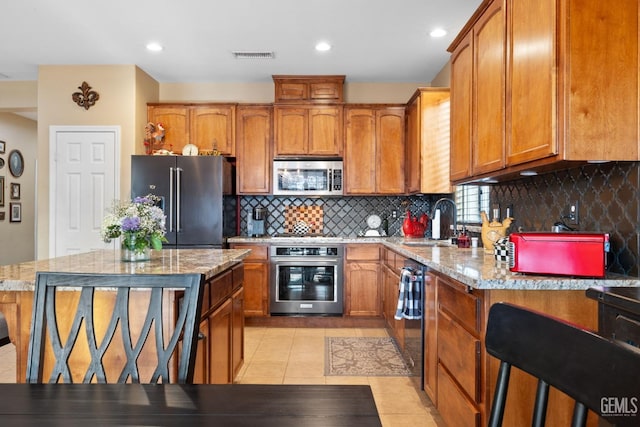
[270,244,344,315]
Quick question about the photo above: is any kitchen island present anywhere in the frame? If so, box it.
[0,248,250,383]
[230,235,639,426]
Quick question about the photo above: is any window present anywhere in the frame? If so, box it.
[455,185,490,224]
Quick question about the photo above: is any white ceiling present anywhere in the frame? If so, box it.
[0,0,481,84]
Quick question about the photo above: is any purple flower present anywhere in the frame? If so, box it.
[121,217,141,232]
[134,196,150,204]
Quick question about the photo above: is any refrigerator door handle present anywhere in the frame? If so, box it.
[176,167,182,232]
[169,167,175,232]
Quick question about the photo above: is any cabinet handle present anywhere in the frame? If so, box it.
[198,332,206,340]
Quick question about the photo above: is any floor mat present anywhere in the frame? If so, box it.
[325,337,412,377]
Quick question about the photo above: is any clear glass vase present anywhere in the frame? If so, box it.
[121,234,151,262]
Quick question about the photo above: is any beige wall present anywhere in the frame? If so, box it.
[431,61,451,87]
[0,113,37,265]
[36,65,159,258]
[0,81,37,112]
[160,81,429,104]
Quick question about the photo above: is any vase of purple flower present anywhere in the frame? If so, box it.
[100,194,167,262]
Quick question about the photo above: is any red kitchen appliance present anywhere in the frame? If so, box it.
[508,232,609,277]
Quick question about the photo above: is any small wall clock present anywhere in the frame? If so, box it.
[9,150,24,178]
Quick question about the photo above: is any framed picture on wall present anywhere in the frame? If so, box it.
[10,183,20,200]
[10,202,21,222]
[0,140,5,154]
[0,176,4,207]
[0,212,4,221]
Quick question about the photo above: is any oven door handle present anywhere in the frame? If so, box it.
[271,257,342,264]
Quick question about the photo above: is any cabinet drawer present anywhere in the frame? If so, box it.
[437,277,480,334]
[230,244,268,261]
[345,245,380,261]
[232,263,244,289]
[437,309,480,401]
[211,270,233,309]
[437,364,481,427]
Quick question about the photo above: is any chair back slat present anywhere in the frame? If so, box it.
[26,272,204,384]
[486,302,640,427]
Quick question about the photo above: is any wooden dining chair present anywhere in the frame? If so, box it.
[486,302,640,427]
[26,272,204,384]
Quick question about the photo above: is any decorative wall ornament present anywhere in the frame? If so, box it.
[72,81,100,110]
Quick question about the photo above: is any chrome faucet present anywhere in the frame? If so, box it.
[431,198,458,239]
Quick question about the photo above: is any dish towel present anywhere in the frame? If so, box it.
[394,267,423,320]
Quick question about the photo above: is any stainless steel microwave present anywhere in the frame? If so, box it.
[273,158,343,196]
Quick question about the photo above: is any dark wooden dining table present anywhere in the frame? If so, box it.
[0,383,382,426]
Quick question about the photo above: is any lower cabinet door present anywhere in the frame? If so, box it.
[192,318,209,384]
[209,298,232,384]
[231,288,245,379]
[437,365,481,427]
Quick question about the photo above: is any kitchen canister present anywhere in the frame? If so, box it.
[493,237,510,263]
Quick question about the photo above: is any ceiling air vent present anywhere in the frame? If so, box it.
[232,51,275,59]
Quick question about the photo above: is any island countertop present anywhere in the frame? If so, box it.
[0,248,251,291]
[228,236,640,290]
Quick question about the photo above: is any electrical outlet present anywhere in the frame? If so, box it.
[568,201,579,225]
[391,210,397,219]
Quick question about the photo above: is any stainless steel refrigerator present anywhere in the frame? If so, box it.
[131,155,236,248]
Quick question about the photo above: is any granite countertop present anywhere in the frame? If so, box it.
[228,236,640,291]
[0,248,251,291]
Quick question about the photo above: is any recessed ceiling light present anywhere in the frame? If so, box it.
[315,41,332,52]
[429,28,447,38]
[146,42,163,52]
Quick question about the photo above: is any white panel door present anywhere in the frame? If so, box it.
[50,127,119,257]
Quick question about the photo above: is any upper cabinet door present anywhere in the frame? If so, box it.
[308,106,343,156]
[236,106,272,194]
[450,33,473,182]
[273,106,342,157]
[376,108,405,194]
[147,106,189,153]
[190,106,236,156]
[506,0,557,166]
[274,107,308,156]
[345,108,376,194]
[344,106,405,195]
[472,0,505,175]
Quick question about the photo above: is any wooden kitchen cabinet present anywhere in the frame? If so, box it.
[235,105,272,194]
[147,104,236,156]
[449,0,505,183]
[381,248,407,349]
[435,272,484,427]
[449,31,473,182]
[190,105,235,156]
[147,105,189,153]
[273,105,343,156]
[449,0,639,183]
[273,75,345,104]
[209,297,233,384]
[422,271,437,404]
[231,287,245,379]
[405,88,452,194]
[191,265,245,385]
[344,106,405,194]
[344,244,381,317]
[229,243,269,317]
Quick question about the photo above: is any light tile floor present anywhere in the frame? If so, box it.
[236,326,444,427]
[0,327,444,426]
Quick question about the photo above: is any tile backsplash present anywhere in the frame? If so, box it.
[239,161,640,277]
[490,161,639,276]
[240,195,443,238]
